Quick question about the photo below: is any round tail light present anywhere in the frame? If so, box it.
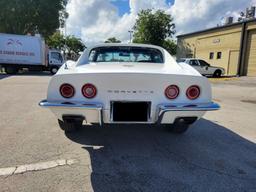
[165,85,179,99]
[82,83,97,98]
[60,83,75,98]
[186,85,200,100]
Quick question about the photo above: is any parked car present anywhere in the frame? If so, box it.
[0,33,64,74]
[39,44,220,134]
[177,58,225,77]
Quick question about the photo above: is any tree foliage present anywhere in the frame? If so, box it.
[65,35,86,55]
[133,9,175,47]
[47,32,85,59]
[46,32,66,51]
[163,39,177,55]
[0,0,68,37]
[105,37,121,43]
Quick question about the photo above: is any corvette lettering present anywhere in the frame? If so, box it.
[107,90,154,94]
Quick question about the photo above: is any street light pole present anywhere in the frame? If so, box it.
[128,30,133,43]
[64,9,68,69]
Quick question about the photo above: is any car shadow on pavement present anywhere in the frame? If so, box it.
[0,71,51,79]
[65,119,256,192]
[13,71,52,76]
[0,74,11,80]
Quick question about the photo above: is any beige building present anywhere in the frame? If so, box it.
[177,19,256,76]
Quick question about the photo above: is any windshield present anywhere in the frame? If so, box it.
[89,46,164,63]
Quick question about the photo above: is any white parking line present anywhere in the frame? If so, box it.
[0,159,78,177]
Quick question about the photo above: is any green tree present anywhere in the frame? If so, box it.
[46,32,85,60]
[65,35,86,55]
[163,39,177,55]
[105,37,121,43]
[46,32,66,51]
[133,9,175,46]
[0,0,67,37]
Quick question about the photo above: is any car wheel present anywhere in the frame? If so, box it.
[58,119,83,132]
[5,67,18,74]
[50,66,59,74]
[213,70,221,78]
[164,117,197,134]
[166,123,189,134]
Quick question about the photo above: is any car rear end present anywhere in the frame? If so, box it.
[40,72,218,125]
[39,44,219,133]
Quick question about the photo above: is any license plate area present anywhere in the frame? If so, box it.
[111,101,151,122]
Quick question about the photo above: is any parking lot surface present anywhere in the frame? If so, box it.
[0,74,256,192]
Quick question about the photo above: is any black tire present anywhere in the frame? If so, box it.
[5,67,18,74]
[164,117,197,134]
[166,123,190,134]
[213,70,221,78]
[58,119,83,132]
[50,66,59,75]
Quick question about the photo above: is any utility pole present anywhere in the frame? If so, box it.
[63,7,68,69]
[128,30,133,43]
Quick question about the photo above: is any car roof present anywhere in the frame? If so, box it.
[89,43,164,51]
[181,58,207,60]
[180,58,197,60]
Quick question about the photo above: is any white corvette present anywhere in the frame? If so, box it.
[39,43,220,134]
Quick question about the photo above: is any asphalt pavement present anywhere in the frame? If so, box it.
[0,73,256,192]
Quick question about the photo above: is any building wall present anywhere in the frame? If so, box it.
[177,20,256,76]
[244,22,256,76]
[177,36,198,58]
[177,25,242,75]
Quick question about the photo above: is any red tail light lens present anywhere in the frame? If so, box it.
[82,83,97,98]
[60,83,75,98]
[165,85,179,99]
[186,85,200,100]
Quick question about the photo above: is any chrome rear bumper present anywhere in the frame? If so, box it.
[39,100,103,125]
[39,100,103,109]
[39,100,220,125]
[158,102,220,112]
[157,102,220,124]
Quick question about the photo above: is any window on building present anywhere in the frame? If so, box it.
[217,52,222,59]
[209,52,214,59]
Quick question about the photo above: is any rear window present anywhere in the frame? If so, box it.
[89,46,163,63]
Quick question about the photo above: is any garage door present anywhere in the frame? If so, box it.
[246,30,256,76]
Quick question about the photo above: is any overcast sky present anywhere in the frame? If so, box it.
[65,0,256,44]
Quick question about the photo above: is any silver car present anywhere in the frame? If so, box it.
[177,58,225,77]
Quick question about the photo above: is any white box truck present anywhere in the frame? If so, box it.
[0,33,64,74]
